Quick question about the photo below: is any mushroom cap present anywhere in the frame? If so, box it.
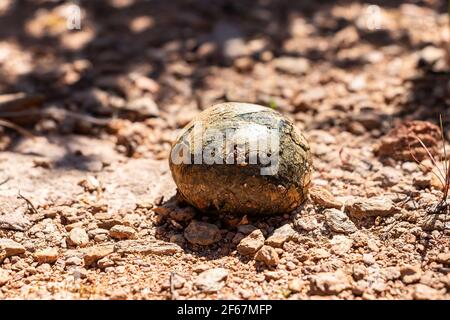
[169,102,312,215]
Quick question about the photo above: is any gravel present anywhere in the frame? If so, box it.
[109,225,136,240]
[309,271,352,295]
[265,224,296,248]
[195,268,229,293]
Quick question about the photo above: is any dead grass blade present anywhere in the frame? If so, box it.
[408,132,446,186]
[439,115,450,200]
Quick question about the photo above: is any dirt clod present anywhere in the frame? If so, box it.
[237,229,265,255]
[184,221,222,246]
[374,121,441,162]
[255,245,279,267]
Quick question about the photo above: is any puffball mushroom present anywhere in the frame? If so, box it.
[169,102,312,215]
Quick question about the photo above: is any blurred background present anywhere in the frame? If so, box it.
[0,0,448,158]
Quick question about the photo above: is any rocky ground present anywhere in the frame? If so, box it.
[0,0,449,299]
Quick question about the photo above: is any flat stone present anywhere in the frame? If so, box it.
[324,209,357,234]
[352,265,368,281]
[413,284,442,300]
[237,229,264,255]
[195,268,229,292]
[363,253,376,265]
[125,96,159,117]
[81,243,114,267]
[109,225,136,240]
[184,221,221,246]
[372,167,402,187]
[294,216,319,231]
[436,252,450,266]
[348,75,366,92]
[402,162,419,173]
[0,214,31,231]
[0,238,25,261]
[330,235,353,256]
[265,224,296,248]
[309,186,343,209]
[309,271,351,295]
[401,265,422,284]
[413,173,432,189]
[419,46,445,65]
[0,196,32,231]
[381,267,401,281]
[313,248,331,260]
[237,224,258,235]
[273,57,310,75]
[97,257,114,269]
[169,207,196,222]
[34,248,59,264]
[170,273,186,290]
[115,240,182,255]
[347,197,399,218]
[68,227,89,247]
[288,278,305,293]
[255,245,279,267]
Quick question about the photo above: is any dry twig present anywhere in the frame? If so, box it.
[0,118,35,138]
[17,191,39,215]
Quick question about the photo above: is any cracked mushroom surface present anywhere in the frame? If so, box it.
[169,102,313,215]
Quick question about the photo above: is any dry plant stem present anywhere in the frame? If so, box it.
[339,147,351,166]
[408,116,450,216]
[409,133,445,185]
[0,118,34,138]
[0,109,113,126]
[169,272,178,300]
[439,115,450,200]
[409,135,445,186]
[0,176,10,186]
[17,191,39,215]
